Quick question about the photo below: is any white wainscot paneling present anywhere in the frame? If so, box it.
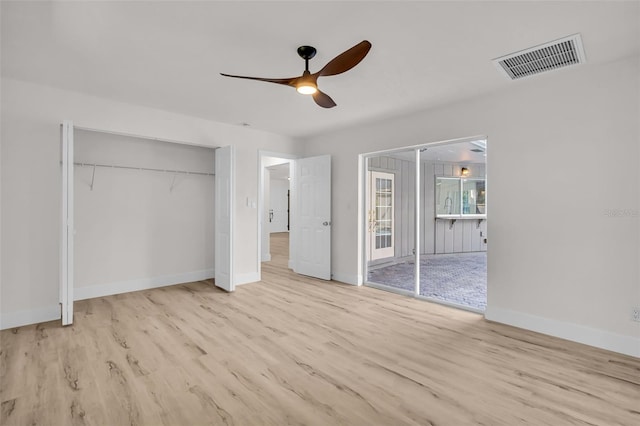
[435,219,486,254]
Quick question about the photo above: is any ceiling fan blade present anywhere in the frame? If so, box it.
[317,40,372,77]
[312,90,337,108]
[220,73,298,87]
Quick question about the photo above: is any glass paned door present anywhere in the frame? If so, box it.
[369,171,394,260]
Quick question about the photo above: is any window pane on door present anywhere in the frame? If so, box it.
[376,177,392,249]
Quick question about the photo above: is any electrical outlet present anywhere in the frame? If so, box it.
[633,307,640,322]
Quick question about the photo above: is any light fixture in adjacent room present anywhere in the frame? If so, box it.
[461,167,470,177]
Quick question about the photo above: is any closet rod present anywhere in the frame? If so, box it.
[73,162,214,176]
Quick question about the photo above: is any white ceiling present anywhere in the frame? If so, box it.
[2,1,639,139]
[388,139,487,163]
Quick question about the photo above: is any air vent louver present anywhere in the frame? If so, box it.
[493,34,586,80]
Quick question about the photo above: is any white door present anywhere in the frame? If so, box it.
[293,155,331,280]
[60,121,74,325]
[368,171,395,260]
[215,145,235,291]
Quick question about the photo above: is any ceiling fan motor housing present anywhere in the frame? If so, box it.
[297,46,317,60]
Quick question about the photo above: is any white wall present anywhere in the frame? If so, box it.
[0,78,297,329]
[73,130,215,300]
[301,56,640,357]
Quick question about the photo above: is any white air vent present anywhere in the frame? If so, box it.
[493,34,586,80]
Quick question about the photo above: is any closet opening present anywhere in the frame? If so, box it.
[59,124,224,326]
[73,128,217,301]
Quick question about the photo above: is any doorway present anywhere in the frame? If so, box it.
[260,155,293,266]
[368,171,395,261]
[258,152,332,281]
[362,137,488,313]
[267,163,291,231]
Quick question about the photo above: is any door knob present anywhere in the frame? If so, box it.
[322,221,331,226]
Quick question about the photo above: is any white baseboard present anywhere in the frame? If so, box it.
[485,307,640,358]
[74,269,214,301]
[261,253,272,262]
[331,272,360,286]
[235,272,260,286]
[1,304,61,330]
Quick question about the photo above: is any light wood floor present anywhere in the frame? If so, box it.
[1,232,639,425]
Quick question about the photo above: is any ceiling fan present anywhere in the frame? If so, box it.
[220,40,372,108]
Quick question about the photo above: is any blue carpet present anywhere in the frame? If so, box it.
[367,252,487,311]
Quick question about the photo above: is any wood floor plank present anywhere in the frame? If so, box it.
[1,232,639,425]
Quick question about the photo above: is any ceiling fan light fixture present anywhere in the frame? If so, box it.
[296,72,317,95]
[296,82,317,95]
[221,40,372,108]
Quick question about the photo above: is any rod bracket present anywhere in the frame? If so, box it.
[90,164,96,191]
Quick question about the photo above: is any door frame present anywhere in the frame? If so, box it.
[257,151,298,279]
[358,135,487,308]
[359,145,426,288]
[257,151,333,280]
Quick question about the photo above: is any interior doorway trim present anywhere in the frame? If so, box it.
[257,150,298,281]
